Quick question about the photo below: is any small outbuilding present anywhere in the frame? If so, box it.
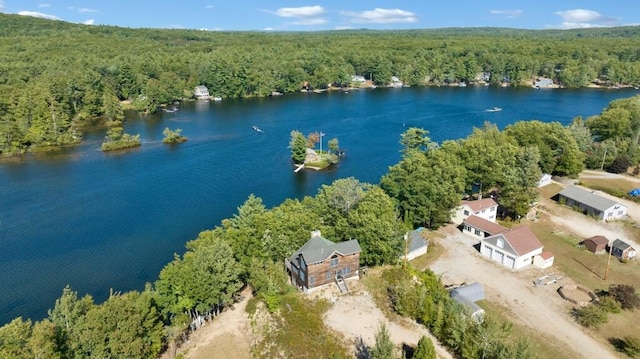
[194,85,210,99]
[583,235,609,254]
[533,251,554,269]
[450,282,485,321]
[610,239,637,261]
[538,173,552,188]
[402,228,429,261]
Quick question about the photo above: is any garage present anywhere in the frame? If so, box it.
[491,249,504,263]
[504,255,515,269]
[481,244,492,257]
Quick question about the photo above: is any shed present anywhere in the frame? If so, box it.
[611,239,637,260]
[583,235,609,254]
[451,282,485,321]
[533,251,554,269]
[538,173,552,187]
[402,228,429,261]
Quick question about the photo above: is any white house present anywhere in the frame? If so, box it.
[194,85,210,99]
[401,228,429,261]
[390,76,403,88]
[463,215,508,240]
[351,75,366,83]
[480,226,544,269]
[452,198,499,225]
[557,185,628,221]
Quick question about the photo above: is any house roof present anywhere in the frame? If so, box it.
[290,234,361,265]
[464,215,507,236]
[612,239,635,252]
[558,186,625,212]
[406,229,428,253]
[451,282,485,302]
[539,251,554,260]
[484,226,543,256]
[585,235,609,247]
[461,198,498,212]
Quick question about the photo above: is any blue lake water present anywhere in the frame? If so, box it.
[0,86,637,324]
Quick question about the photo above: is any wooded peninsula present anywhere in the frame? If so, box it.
[1,13,640,155]
[2,13,640,359]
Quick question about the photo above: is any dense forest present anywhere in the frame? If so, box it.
[1,13,640,155]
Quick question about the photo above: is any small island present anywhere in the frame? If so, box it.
[162,127,188,144]
[289,130,340,171]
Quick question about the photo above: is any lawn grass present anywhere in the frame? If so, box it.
[578,177,639,194]
[477,299,574,359]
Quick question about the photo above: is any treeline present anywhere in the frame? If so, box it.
[2,13,640,155]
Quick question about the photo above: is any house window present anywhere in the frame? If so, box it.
[474,229,481,236]
[309,276,315,285]
[618,210,624,215]
[464,225,471,232]
[463,210,469,216]
[497,239,504,248]
[330,256,339,267]
[481,209,486,214]
[326,272,332,280]
[344,267,350,274]
[491,207,495,212]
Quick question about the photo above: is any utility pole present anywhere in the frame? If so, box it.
[604,241,613,280]
[600,145,609,171]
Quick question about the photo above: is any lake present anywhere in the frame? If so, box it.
[0,86,637,324]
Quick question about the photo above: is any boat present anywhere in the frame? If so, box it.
[213,96,222,101]
[252,126,263,133]
[162,106,179,113]
[486,107,502,112]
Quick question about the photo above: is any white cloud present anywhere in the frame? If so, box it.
[205,5,215,10]
[341,8,417,24]
[38,3,51,8]
[489,9,523,18]
[272,5,324,18]
[335,26,353,30]
[552,9,618,29]
[83,19,95,25]
[78,8,99,13]
[266,5,326,26]
[263,27,275,31]
[18,11,60,20]
[0,1,5,12]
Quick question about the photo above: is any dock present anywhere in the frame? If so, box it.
[294,164,305,173]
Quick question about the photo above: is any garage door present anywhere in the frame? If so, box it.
[492,250,504,263]
[504,256,515,269]
[481,244,492,257]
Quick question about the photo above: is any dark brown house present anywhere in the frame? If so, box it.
[285,230,361,293]
[583,235,609,254]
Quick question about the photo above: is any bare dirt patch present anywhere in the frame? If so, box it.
[169,287,253,359]
[317,282,454,359]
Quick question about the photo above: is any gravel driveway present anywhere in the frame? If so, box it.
[430,226,618,359]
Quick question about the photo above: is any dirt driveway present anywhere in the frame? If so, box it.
[430,226,618,359]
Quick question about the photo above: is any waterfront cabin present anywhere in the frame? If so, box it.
[285,230,361,293]
[452,198,499,225]
[194,85,210,99]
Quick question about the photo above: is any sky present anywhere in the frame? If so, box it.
[0,1,638,31]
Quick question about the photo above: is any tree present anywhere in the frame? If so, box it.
[0,317,33,358]
[162,127,187,144]
[370,323,395,359]
[328,137,339,153]
[609,284,640,310]
[289,130,307,164]
[48,285,94,358]
[399,127,437,154]
[412,335,436,359]
[381,147,465,229]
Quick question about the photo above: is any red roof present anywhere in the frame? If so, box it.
[500,226,543,256]
[461,198,498,212]
[585,235,609,247]
[539,251,554,260]
[464,215,507,235]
